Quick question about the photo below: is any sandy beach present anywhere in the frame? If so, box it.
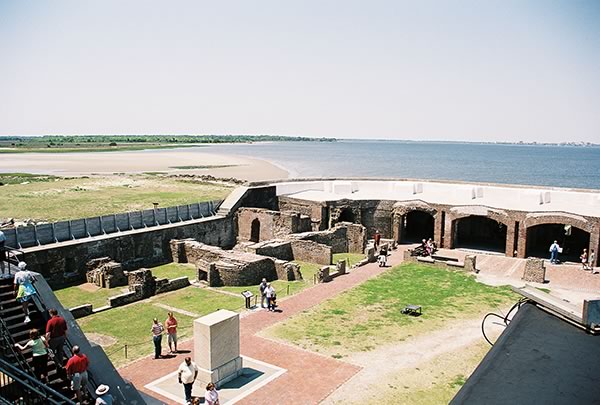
[0,149,289,181]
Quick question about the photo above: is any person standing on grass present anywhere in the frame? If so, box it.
[177,356,198,405]
[151,318,164,359]
[14,328,49,382]
[13,261,37,324]
[65,345,89,404]
[165,312,178,354]
[205,382,219,405]
[46,308,68,367]
[259,278,268,308]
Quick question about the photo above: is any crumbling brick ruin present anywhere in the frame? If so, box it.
[85,257,127,288]
[170,239,302,287]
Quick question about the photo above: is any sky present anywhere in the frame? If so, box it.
[0,0,599,142]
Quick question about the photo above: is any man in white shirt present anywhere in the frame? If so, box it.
[177,356,198,404]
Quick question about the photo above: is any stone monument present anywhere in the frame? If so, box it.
[194,309,243,386]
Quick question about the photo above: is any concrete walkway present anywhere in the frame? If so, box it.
[119,248,408,404]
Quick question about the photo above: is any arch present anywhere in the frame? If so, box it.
[525,223,590,263]
[523,212,592,234]
[337,208,356,223]
[401,210,435,243]
[453,215,507,253]
[250,218,261,242]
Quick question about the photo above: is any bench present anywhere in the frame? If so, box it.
[402,304,422,316]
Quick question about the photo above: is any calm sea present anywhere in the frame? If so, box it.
[197,141,599,190]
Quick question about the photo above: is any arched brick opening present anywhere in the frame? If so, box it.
[337,208,356,223]
[250,218,261,242]
[454,215,507,253]
[526,224,590,263]
[401,210,435,243]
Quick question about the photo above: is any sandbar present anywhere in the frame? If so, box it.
[0,149,289,182]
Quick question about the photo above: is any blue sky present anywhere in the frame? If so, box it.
[0,0,598,142]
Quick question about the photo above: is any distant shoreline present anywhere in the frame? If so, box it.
[0,149,290,182]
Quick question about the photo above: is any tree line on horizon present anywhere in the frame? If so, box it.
[0,134,337,146]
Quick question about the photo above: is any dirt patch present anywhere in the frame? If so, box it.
[78,283,101,293]
[323,315,508,404]
[86,332,117,347]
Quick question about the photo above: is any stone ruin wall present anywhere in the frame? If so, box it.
[170,239,300,287]
[236,207,312,242]
[21,216,235,288]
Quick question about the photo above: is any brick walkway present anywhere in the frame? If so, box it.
[119,248,408,404]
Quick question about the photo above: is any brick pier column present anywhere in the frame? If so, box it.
[392,214,404,243]
[517,223,528,258]
[434,213,443,248]
[590,226,600,267]
[505,221,516,257]
[444,216,455,249]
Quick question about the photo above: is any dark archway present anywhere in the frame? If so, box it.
[402,211,435,243]
[454,215,507,253]
[337,208,355,223]
[250,218,261,242]
[526,224,590,262]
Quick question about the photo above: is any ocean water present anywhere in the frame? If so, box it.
[199,141,600,190]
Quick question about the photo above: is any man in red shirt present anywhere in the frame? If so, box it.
[65,345,89,403]
[45,308,67,367]
[165,312,178,353]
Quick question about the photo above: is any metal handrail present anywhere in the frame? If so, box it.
[0,357,75,405]
[0,305,35,377]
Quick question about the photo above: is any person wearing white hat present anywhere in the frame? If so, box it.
[13,261,37,323]
[95,384,113,405]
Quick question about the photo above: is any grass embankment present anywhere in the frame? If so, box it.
[0,174,232,222]
[332,253,365,267]
[55,263,198,309]
[267,262,516,357]
[77,286,244,367]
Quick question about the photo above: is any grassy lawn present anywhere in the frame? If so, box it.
[0,174,232,222]
[266,262,516,356]
[150,263,197,281]
[333,252,365,267]
[77,286,244,367]
[55,284,128,309]
[218,260,321,298]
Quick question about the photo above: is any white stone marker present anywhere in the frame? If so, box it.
[194,309,243,386]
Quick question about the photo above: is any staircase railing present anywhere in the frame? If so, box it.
[0,357,75,405]
[0,316,35,376]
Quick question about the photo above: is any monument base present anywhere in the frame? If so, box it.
[198,356,243,386]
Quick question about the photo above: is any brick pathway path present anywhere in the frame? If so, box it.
[119,248,408,404]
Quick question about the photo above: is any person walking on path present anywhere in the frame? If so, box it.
[177,356,198,404]
[590,249,597,274]
[205,382,219,405]
[151,318,164,359]
[13,262,37,324]
[549,241,561,264]
[265,283,276,312]
[165,312,178,354]
[65,345,89,404]
[581,249,589,270]
[46,308,68,367]
[374,230,381,250]
[259,278,268,308]
[95,384,113,405]
[14,328,49,382]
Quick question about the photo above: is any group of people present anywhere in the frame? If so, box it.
[151,312,179,359]
[176,357,220,404]
[259,278,277,311]
[580,248,597,273]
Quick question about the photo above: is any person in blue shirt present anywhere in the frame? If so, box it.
[549,240,560,264]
